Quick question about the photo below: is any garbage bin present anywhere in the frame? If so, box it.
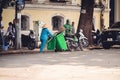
[55,32,68,51]
[47,37,56,50]
[47,32,68,51]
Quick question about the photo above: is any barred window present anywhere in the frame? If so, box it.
[52,16,64,30]
[21,15,30,30]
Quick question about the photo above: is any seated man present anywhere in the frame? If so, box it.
[64,19,73,35]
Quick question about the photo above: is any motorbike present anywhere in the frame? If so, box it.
[21,30,36,50]
[0,32,2,50]
[78,29,89,48]
[92,29,101,46]
[65,34,83,51]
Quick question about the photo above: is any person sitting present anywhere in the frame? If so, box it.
[6,22,15,47]
[64,19,73,35]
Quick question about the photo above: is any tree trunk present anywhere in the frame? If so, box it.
[0,8,3,18]
[0,0,3,20]
[77,0,94,45]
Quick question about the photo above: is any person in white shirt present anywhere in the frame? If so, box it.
[6,22,15,38]
[6,22,15,47]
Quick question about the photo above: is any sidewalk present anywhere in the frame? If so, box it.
[0,48,40,55]
[0,46,101,55]
[0,45,105,55]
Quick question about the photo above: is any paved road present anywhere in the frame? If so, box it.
[0,49,120,80]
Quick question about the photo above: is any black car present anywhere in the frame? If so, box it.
[101,22,120,49]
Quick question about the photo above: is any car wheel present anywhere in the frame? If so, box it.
[102,43,111,49]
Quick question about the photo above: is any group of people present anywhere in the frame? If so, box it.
[0,17,16,51]
[39,19,74,53]
[0,18,74,52]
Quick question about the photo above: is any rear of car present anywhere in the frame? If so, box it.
[101,22,120,49]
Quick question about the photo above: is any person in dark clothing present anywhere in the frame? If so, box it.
[95,29,101,45]
[6,22,15,47]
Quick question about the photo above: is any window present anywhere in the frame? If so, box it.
[52,16,64,30]
[21,15,30,30]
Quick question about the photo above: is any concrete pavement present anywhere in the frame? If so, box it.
[0,46,101,55]
[0,48,120,80]
[0,48,40,54]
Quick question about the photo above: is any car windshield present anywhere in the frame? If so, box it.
[110,22,120,28]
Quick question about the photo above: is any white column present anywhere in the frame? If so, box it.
[17,13,21,49]
[114,0,119,22]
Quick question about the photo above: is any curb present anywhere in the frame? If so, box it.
[0,49,40,55]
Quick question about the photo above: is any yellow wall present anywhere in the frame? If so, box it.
[76,0,81,5]
[104,10,110,28]
[3,8,80,32]
[2,7,110,33]
[2,9,15,30]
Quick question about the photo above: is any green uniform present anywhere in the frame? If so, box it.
[64,24,72,35]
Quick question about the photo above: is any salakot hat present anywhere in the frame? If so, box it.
[42,24,48,28]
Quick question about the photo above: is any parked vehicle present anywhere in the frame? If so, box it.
[101,22,120,49]
[78,29,89,48]
[47,32,68,52]
[92,29,101,46]
[21,30,36,50]
[65,34,83,51]
[0,32,2,50]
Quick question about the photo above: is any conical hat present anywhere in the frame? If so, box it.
[42,24,48,28]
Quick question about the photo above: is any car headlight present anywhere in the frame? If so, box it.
[118,32,120,34]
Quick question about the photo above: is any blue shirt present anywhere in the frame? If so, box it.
[40,28,53,40]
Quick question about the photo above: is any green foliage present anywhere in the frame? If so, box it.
[35,21,39,26]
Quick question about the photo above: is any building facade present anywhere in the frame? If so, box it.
[2,0,120,42]
[3,0,111,31]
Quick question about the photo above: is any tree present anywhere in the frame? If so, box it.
[0,0,25,49]
[0,0,11,18]
[77,0,94,45]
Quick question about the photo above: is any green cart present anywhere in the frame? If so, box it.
[47,32,68,51]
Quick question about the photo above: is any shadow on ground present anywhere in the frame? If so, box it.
[0,48,120,69]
